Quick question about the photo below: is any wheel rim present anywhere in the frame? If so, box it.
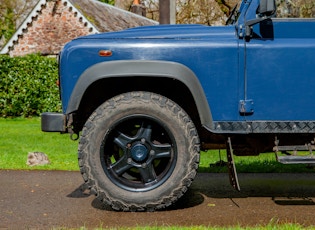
[100,115,177,192]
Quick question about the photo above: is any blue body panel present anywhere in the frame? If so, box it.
[59,0,315,129]
[60,25,240,122]
[245,19,315,120]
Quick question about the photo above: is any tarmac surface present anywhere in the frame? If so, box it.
[1,170,315,229]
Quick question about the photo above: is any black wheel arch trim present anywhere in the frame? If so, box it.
[66,60,214,129]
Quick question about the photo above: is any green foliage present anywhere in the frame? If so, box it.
[0,7,15,41]
[97,0,115,5]
[0,54,61,117]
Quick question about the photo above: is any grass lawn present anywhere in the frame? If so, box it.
[0,117,78,170]
[0,117,314,173]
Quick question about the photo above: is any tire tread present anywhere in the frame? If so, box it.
[78,92,200,211]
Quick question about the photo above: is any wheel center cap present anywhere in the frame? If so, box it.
[131,144,148,162]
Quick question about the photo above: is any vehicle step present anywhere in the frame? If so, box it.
[273,145,313,152]
[277,155,315,164]
[273,138,315,164]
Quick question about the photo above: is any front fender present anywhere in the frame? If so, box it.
[66,60,213,128]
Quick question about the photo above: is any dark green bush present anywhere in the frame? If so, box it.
[0,54,61,117]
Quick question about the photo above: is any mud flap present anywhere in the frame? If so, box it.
[226,137,241,191]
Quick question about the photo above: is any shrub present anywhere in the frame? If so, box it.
[0,54,61,117]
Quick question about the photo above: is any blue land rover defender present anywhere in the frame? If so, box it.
[42,0,315,211]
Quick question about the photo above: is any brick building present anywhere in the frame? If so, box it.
[0,0,157,57]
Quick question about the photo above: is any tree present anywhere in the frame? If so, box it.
[140,0,228,25]
[176,0,227,25]
[98,0,115,5]
[0,0,16,43]
[277,0,315,18]
[114,0,133,9]
[0,0,35,46]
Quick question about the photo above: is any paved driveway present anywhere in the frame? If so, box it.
[1,170,315,229]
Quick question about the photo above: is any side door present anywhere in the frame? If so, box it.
[243,18,315,123]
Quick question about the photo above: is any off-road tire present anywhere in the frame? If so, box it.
[78,91,200,211]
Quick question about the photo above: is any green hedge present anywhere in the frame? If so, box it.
[0,54,61,117]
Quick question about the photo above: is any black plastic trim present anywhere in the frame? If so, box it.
[41,112,66,132]
[66,60,213,128]
[205,121,315,134]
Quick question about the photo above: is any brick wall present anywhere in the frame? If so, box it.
[10,1,92,56]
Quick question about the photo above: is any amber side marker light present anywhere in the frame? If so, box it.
[99,50,113,57]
